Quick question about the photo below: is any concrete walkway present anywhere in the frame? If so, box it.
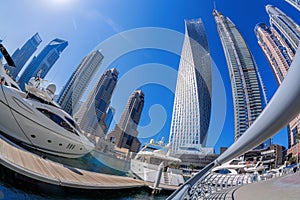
[234,172,300,200]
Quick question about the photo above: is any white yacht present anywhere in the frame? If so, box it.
[212,159,246,175]
[0,45,94,158]
[212,159,265,175]
[130,139,185,187]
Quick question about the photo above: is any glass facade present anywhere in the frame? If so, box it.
[105,106,115,132]
[57,50,103,115]
[18,38,68,91]
[74,68,118,137]
[214,10,267,144]
[5,33,42,79]
[169,19,212,154]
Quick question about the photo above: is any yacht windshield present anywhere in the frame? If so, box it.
[37,108,79,136]
[65,116,81,133]
[27,93,58,107]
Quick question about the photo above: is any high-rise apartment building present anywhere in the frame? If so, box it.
[255,23,293,85]
[214,10,268,144]
[75,68,118,137]
[256,5,300,148]
[5,33,42,79]
[285,0,300,11]
[168,19,212,154]
[267,5,300,54]
[107,90,144,153]
[18,38,68,91]
[57,50,104,115]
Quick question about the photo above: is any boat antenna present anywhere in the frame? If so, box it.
[214,0,217,10]
[0,44,15,67]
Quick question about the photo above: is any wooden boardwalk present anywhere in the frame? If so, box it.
[0,136,145,190]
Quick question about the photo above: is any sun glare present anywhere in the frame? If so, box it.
[50,0,72,6]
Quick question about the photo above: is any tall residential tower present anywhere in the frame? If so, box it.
[168,19,212,154]
[18,38,68,91]
[107,90,144,153]
[267,5,300,54]
[75,68,118,137]
[57,50,104,115]
[214,10,268,145]
[5,33,42,79]
[256,5,300,148]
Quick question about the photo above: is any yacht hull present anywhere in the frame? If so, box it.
[0,84,94,158]
[131,159,184,186]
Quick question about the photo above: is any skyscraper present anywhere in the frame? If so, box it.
[214,10,268,143]
[285,0,300,11]
[168,19,212,154]
[5,33,42,79]
[75,68,118,137]
[18,38,68,91]
[256,5,300,148]
[107,90,144,153]
[255,23,293,85]
[57,50,104,115]
[266,5,300,54]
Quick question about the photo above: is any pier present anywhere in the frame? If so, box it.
[0,136,145,190]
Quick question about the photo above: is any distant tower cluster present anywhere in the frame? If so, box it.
[75,68,118,137]
[107,90,144,153]
[213,10,268,148]
[5,33,42,79]
[57,50,104,115]
[18,38,68,91]
[285,0,300,11]
[168,19,212,155]
[256,5,300,148]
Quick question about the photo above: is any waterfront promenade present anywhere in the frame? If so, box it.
[233,171,300,200]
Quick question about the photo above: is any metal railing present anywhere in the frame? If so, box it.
[182,169,292,200]
[167,46,300,199]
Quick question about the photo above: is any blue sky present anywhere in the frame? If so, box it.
[1,0,300,153]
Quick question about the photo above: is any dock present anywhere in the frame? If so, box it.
[0,136,144,190]
[0,135,180,192]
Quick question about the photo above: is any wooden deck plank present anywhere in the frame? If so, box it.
[0,137,145,189]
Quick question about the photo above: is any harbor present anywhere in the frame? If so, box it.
[0,133,183,192]
[1,0,300,199]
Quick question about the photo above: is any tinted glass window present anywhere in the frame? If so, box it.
[65,116,81,132]
[37,108,78,136]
